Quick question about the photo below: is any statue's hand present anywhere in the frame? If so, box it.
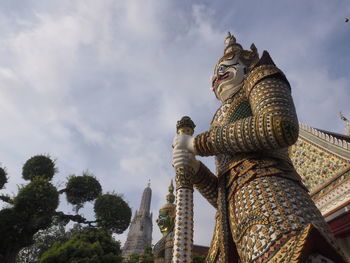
[172,148,200,174]
[172,134,196,154]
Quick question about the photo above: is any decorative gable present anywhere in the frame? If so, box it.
[289,124,350,215]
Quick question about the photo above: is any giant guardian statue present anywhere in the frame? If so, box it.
[172,33,346,263]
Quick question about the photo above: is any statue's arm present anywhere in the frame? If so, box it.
[192,162,218,209]
[194,68,299,156]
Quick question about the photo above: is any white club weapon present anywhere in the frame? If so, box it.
[172,116,196,263]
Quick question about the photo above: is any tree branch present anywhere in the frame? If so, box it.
[58,188,66,194]
[54,211,97,225]
[0,194,13,204]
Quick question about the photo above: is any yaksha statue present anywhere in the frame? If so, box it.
[172,33,346,263]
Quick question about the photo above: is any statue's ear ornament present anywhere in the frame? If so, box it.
[250,43,257,53]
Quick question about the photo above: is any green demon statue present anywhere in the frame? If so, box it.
[172,33,346,263]
[156,180,176,236]
[154,181,176,263]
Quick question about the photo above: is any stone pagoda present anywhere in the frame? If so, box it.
[122,182,153,256]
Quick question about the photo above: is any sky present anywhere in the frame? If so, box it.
[0,0,350,247]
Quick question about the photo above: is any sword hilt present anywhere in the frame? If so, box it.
[175,116,196,190]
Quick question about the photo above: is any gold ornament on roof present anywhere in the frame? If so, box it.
[340,111,350,136]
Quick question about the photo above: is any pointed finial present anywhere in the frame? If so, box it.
[147,179,151,188]
[250,43,257,53]
[222,31,243,56]
[224,31,236,47]
[340,111,350,136]
[340,111,348,121]
[166,180,175,204]
[169,179,174,192]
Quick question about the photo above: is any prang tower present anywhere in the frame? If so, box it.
[122,183,153,256]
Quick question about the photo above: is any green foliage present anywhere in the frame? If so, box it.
[0,208,32,253]
[193,253,206,263]
[143,246,152,255]
[124,247,153,263]
[94,193,131,234]
[0,156,59,261]
[124,253,139,263]
[22,155,56,181]
[14,177,59,225]
[0,155,130,263]
[39,227,122,263]
[140,246,153,263]
[65,173,102,206]
[17,218,70,263]
[0,167,7,189]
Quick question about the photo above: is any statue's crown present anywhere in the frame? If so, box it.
[166,180,175,204]
[176,116,195,132]
[217,32,259,69]
[223,32,242,54]
[159,180,175,212]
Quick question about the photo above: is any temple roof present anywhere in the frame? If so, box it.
[290,123,350,216]
[317,129,350,143]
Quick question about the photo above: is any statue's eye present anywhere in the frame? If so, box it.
[218,65,227,74]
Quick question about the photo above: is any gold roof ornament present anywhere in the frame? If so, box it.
[218,31,259,70]
[166,179,175,204]
[340,111,350,136]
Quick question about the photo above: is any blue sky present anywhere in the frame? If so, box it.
[0,0,349,246]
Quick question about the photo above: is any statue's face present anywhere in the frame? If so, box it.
[211,54,247,102]
[156,209,175,236]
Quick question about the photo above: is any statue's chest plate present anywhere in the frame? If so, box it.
[211,90,252,128]
[210,90,253,175]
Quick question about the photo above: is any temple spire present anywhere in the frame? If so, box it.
[138,182,152,217]
[122,183,153,256]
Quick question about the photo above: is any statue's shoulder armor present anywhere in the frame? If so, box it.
[244,51,290,98]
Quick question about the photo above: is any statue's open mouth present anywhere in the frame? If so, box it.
[220,71,231,80]
[212,72,232,91]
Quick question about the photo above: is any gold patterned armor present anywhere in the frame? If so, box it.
[192,33,346,263]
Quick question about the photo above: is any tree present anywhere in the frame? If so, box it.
[193,253,206,263]
[123,246,154,263]
[16,218,87,263]
[140,246,153,263]
[16,218,69,263]
[124,253,140,263]
[39,227,123,263]
[94,193,131,234]
[0,155,132,263]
